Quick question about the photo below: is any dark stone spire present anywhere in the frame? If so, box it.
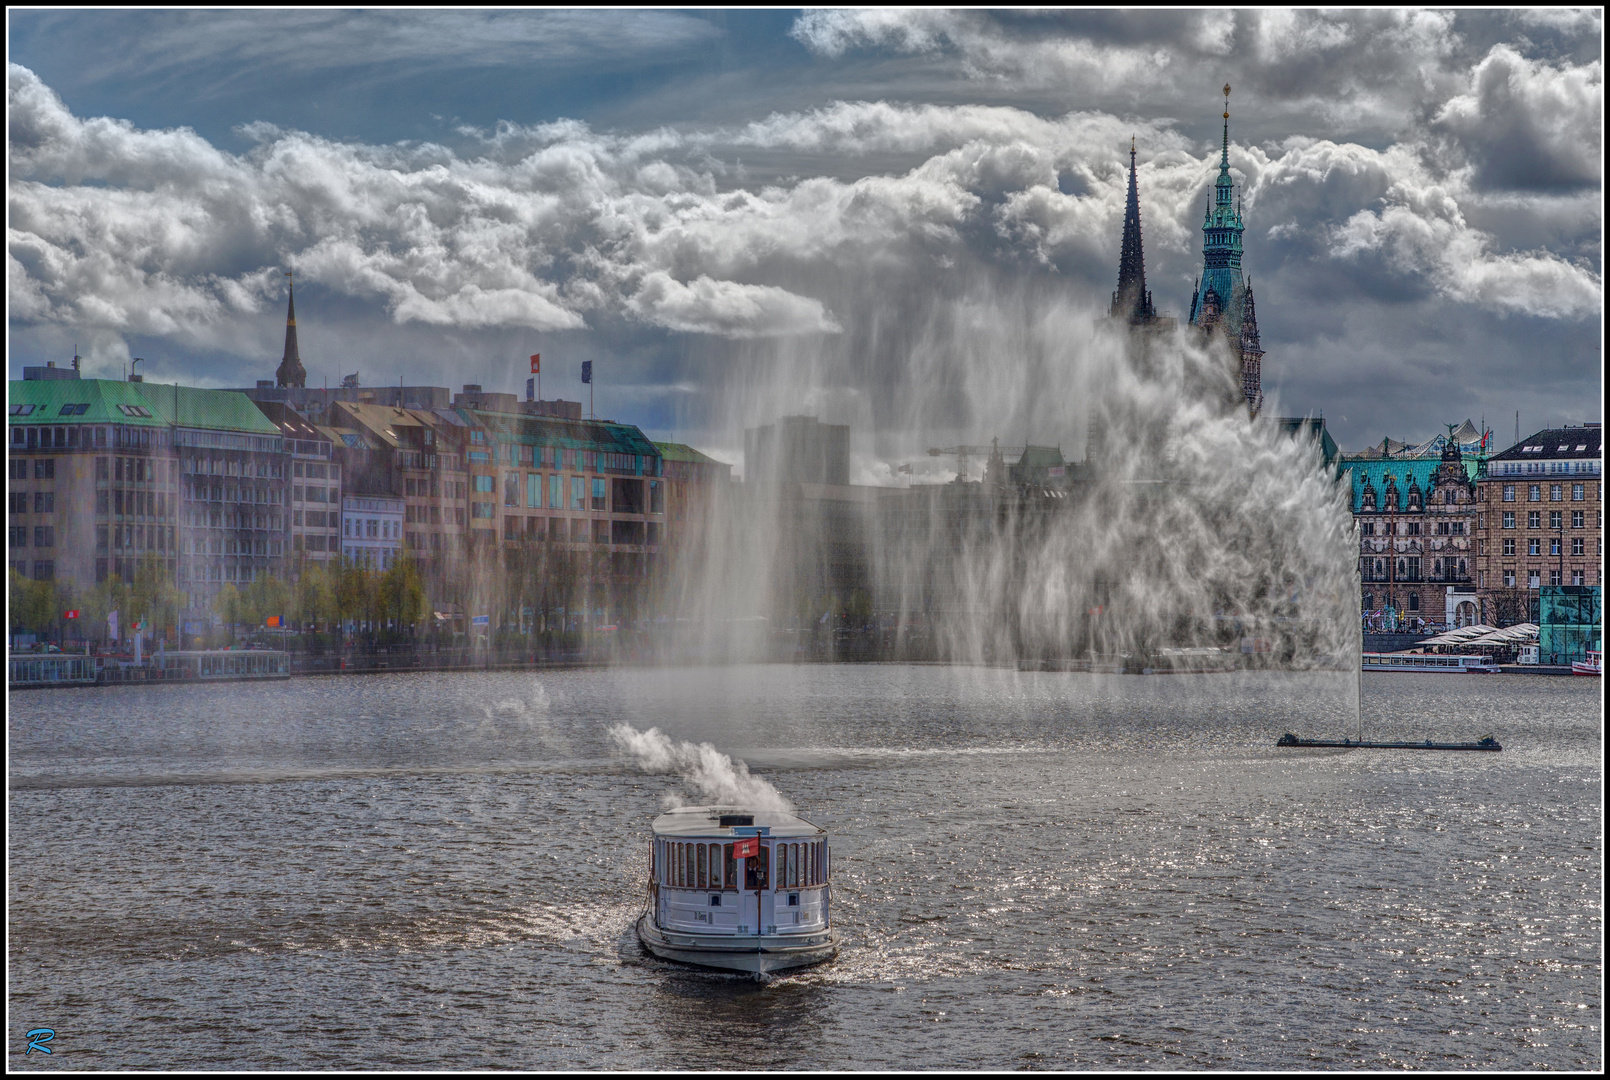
[276,271,307,389]
[1111,137,1156,322]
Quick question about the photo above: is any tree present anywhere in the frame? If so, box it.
[8,568,59,639]
[334,556,374,640]
[130,555,184,642]
[378,554,427,638]
[212,584,243,641]
[295,558,336,632]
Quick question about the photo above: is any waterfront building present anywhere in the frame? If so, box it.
[9,369,287,617]
[1186,86,1264,414]
[340,493,404,569]
[1474,424,1602,625]
[745,416,850,487]
[1344,431,1482,630]
[254,401,341,564]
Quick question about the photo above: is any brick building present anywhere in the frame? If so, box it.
[1474,424,1602,625]
[1346,438,1481,630]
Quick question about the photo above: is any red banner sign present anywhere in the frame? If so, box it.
[732,836,760,859]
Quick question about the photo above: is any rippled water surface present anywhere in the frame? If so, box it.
[8,666,1602,1069]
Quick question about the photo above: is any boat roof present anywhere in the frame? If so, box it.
[650,805,825,839]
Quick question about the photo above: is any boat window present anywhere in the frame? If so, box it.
[696,843,707,889]
[790,844,800,887]
[775,844,786,890]
[724,843,736,890]
[676,844,685,887]
[745,845,769,891]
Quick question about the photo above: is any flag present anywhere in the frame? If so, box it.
[526,377,534,401]
[530,353,541,373]
[63,610,79,619]
[732,836,760,859]
[108,610,119,641]
[581,360,592,384]
[266,615,281,628]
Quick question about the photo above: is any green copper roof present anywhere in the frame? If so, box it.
[1340,453,1482,513]
[460,407,660,458]
[654,441,730,466]
[10,378,278,434]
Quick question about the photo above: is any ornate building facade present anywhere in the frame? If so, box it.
[1187,86,1263,414]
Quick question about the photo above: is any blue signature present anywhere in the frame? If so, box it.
[25,1028,55,1055]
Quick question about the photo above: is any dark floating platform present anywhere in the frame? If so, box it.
[1276,733,1502,752]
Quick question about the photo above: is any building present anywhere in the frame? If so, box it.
[340,494,404,569]
[745,416,850,486]
[656,442,733,553]
[254,400,341,564]
[1538,586,1601,665]
[1345,434,1482,630]
[1474,424,1602,625]
[1186,86,1264,414]
[9,371,288,618]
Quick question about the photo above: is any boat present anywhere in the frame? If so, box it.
[1572,650,1602,676]
[1361,652,1500,673]
[1277,733,1501,751]
[636,806,839,975]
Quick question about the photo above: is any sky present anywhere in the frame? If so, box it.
[7,9,1603,469]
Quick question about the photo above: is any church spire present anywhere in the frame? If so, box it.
[275,271,307,389]
[1111,136,1156,322]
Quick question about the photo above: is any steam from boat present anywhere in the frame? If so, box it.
[608,724,794,812]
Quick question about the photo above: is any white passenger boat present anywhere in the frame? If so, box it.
[1361,652,1499,673]
[636,806,839,975]
[1572,650,1602,676]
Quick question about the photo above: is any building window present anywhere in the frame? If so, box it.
[1504,570,1515,588]
[1502,511,1515,529]
[1362,521,1374,536]
[591,477,606,511]
[32,560,54,580]
[1549,569,1562,587]
[528,473,541,509]
[571,476,585,510]
[472,502,495,519]
[1573,483,1585,501]
[1528,484,1540,502]
[473,474,494,494]
[505,472,520,508]
[1528,511,1541,529]
[1550,484,1562,501]
[33,526,53,548]
[1572,537,1584,556]
[549,474,562,510]
[1528,539,1540,556]
[1550,510,1562,530]
[1502,485,1514,502]
[1572,510,1584,529]
[1550,538,1561,556]
[1503,539,1515,556]
[1573,570,1585,586]
[1528,571,1540,589]
[1407,593,1419,611]
[34,458,55,480]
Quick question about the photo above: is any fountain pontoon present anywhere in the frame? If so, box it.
[636,806,839,975]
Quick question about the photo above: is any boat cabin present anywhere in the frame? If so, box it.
[649,805,830,939]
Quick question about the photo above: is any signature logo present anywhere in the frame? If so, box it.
[25,1028,55,1055]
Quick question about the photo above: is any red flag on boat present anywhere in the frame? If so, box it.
[732,836,759,859]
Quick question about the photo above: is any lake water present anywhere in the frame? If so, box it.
[8,665,1601,1069]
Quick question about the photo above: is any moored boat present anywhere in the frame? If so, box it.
[636,805,838,975]
[1571,650,1602,676]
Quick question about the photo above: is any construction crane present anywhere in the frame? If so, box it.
[925,439,1026,483]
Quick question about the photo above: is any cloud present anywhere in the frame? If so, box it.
[1433,45,1602,191]
[627,272,840,337]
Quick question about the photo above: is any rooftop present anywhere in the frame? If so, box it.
[1488,426,1602,462]
[9,378,280,435]
[650,805,826,839]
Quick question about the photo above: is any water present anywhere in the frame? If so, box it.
[8,666,1601,1069]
